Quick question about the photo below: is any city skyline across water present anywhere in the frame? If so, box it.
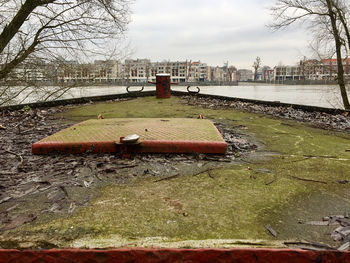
[6,84,348,110]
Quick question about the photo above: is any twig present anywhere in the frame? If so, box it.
[240,159,264,165]
[291,157,311,163]
[289,175,327,184]
[207,170,214,179]
[21,128,35,134]
[206,157,232,162]
[284,241,335,251]
[59,185,69,198]
[0,172,16,176]
[116,164,137,169]
[154,174,180,182]
[192,168,217,177]
[5,149,24,168]
[265,225,278,237]
[303,155,338,159]
[265,174,277,185]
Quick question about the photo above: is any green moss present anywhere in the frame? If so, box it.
[4,96,350,248]
[59,97,204,122]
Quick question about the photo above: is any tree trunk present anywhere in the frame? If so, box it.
[0,0,54,55]
[326,0,350,109]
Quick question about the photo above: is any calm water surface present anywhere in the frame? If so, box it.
[4,84,350,109]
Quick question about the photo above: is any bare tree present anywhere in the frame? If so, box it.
[270,0,350,109]
[252,56,261,81]
[0,0,131,106]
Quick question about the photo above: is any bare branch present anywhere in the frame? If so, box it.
[270,0,350,109]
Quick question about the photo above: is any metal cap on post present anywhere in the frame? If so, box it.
[156,74,171,99]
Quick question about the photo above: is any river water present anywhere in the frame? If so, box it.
[2,84,350,109]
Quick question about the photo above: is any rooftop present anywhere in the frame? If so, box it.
[0,95,350,250]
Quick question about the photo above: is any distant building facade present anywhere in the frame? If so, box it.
[274,65,302,81]
[237,69,254,81]
[12,57,350,84]
[188,61,211,82]
[123,60,215,83]
[300,58,350,81]
[210,65,237,83]
[57,60,122,83]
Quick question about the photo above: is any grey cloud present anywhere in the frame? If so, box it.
[126,0,312,68]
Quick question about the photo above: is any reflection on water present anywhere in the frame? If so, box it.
[3,84,350,109]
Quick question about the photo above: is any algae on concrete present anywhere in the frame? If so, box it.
[2,96,350,249]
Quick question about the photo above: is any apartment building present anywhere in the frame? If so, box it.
[237,69,254,81]
[152,61,189,83]
[123,60,210,83]
[4,58,255,84]
[188,61,210,82]
[124,59,151,83]
[210,66,237,82]
[124,59,190,83]
[300,58,350,80]
[94,60,123,83]
[5,60,56,83]
[274,65,302,81]
[57,60,123,83]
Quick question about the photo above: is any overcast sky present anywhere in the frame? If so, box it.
[126,0,312,69]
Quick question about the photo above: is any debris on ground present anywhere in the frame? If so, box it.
[0,102,256,232]
[265,225,278,237]
[297,214,350,251]
[0,95,349,238]
[0,214,36,232]
[184,96,350,132]
[284,241,335,251]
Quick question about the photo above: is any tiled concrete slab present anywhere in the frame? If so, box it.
[32,118,227,154]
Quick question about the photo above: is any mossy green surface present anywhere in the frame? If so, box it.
[3,96,350,248]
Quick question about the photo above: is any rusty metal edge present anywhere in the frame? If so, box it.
[140,140,227,154]
[32,140,227,155]
[32,141,117,154]
[0,248,350,263]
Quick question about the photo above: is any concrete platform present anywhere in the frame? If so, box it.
[32,118,227,155]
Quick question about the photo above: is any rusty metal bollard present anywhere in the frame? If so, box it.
[149,74,178,99]
[155,74,171,98]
